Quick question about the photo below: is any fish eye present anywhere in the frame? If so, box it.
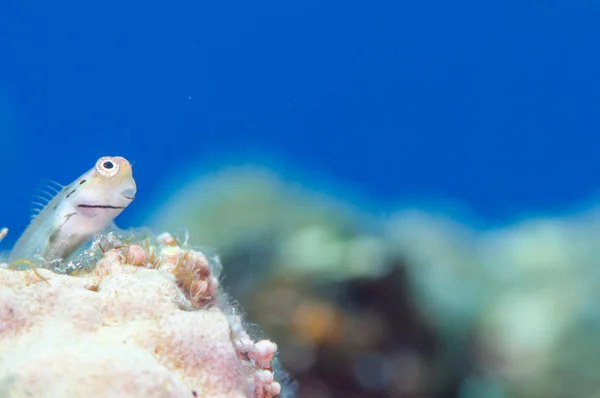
[96,156,120,178]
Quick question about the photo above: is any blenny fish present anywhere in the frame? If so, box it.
[9,156,136,264]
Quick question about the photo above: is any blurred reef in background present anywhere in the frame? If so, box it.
[147,165,600,398]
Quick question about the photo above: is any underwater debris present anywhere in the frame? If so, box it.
[0,230,285,398]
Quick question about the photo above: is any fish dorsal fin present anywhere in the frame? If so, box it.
[30,179,65,220]
[39,178,65,194]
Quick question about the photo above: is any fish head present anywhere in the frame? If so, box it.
[71,156,137,218]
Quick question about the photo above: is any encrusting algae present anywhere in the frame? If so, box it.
[0,156,286,397]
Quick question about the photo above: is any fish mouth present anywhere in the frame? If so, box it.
[121,188,136,201]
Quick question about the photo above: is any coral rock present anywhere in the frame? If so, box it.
[0,236,283,398]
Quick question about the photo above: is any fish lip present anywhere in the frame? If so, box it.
[121,187,136,201]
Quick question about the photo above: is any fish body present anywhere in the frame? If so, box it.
[9,156,136,264]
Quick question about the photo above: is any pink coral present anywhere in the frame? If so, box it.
[250,340,279,369]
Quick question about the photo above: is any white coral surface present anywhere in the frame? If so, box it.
[0,236,281,398]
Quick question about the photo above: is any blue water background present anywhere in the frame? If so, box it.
[1,0,600,247]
